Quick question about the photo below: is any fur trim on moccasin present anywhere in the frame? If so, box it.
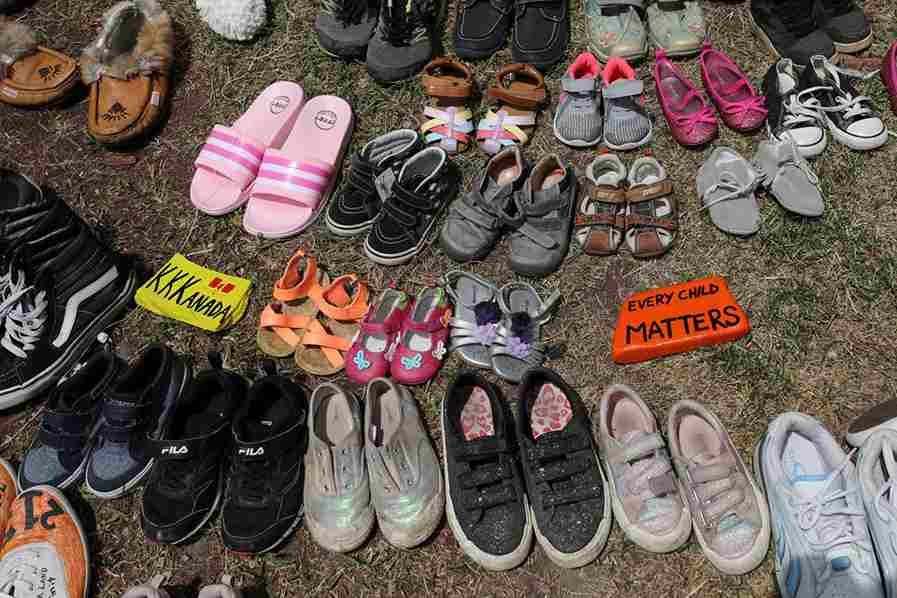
[80,0,173,85]
[0,17,37,75]
[195,0,266,42]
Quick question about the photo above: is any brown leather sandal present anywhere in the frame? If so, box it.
[576,154,628,256]
[476,63,547,156]
[419,57,475,155]
[0,18,78,107]
[79,0,174,146]
[624,157,678,259]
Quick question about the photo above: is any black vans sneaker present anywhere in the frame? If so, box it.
[0,170,53,254]
[221,367,308,553]
[749,0,834,64]
[813,0,871,54]
[442,370,532,571]
[453,0,513,59]
[511,0,568,69]
[0,179,136,410]
[141,353,247,545]
[364,147,460,265]
[18,346,125,491]
[799,55,888,151]
[325,129,423,236]
[85,344,191,498]
[366,0,435,82]
[516,368,610,569]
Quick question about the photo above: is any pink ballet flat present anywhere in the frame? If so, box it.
[700,41,767,132]
[653,49,718,147]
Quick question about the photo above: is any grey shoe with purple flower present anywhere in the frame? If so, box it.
[443,271,502,369]
[490,282,561,383]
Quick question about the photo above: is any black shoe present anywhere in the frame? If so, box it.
[366,0,435,82]
[364,147,460,265]
[798,55,888,151]
[0,177,137,410]
[441,370,532,571]
[0,170,53,253]
[749,0,834,64]
[85,344,191,498]
[453,0,513,59]
[141,353,247,545]
[516,368,610,568]
[221,367,308,553]
[511,0,568,69]
[762,58,829,158]
[325,129,423,236]
[813,0,871,54]
[18,346,125,491]
[314,0,379,59]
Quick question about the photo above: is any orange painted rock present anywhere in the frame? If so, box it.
[612,276,750,364]
[0,486,89,598]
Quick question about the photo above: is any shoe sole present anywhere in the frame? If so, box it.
[834,34,872,54]
[441,399,533,571]
[822,114,889,151]
[0,269,137,411]
[552,118,602,149]
[324,210,375,237]
[378,475,444,549]
[305,506,375,553]
[28,485,91,596]
[604,127,654,152]
[84,360,190,499]
[649,34,702,58]
[601,455,692,553]
[531,442,613,568]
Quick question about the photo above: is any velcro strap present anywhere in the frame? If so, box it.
[649,471,678,497]
[598,0,643,6]
[462,485,515,510]
[526,435,590,462]
[453,200,500,230]
[456,437,508,460]
[515,222,558,249]
[422,75,473,99]
[608,432,666,464]
[233,422,305,462]
[627,180,673,203]
[688,464,732,485]
[603,79,644,100]
[194,125,265,190]
[626,214,678,230]
[145,436,207,461]
[459,461,512,488]
[590,185,627,203]
[575,213,623,228]
[42,410,93,436]
[38,427,85,450]
[562,77,597,94]
[543,481,603,507]
[102,399,146,424]
[532,458,588,483]
[252,149,334,208]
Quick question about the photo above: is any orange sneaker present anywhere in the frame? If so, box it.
[0,485,89,598]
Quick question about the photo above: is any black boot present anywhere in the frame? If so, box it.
[749,0,834,64]
[813,0,871,54]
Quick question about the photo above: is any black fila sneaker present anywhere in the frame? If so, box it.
[142,353,247,545]
[0,174,137,410]
[221,364,308,553]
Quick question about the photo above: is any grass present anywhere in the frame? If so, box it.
[1,0,897,596]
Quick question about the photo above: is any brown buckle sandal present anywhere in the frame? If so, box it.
[577,154,629,256]
[624,157,678,258]
[419,57,475,155]
[79,0,174,146]
[477,63,547,155]
[0,18,78,107]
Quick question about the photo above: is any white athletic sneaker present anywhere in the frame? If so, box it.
[857,429,897,598]
[756,412,883,598]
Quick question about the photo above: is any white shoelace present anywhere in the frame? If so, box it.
[796,84,874,122]
[0,277,46,359]
[781,93,823,131]
[699,172,759,211]
[788,451,873,584]
[872,440,897,555]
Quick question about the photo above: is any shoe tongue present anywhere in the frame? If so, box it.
[0,172,42,212]
[480,176,503,202]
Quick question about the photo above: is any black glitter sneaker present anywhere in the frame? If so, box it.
[516,367,610,568]
[141,353,248,545]
[221,365,308,554]
[325,129,423,236]
[442,370,532,571]
[364,147,460,266]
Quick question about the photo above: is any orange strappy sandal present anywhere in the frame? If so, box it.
[257,249,330,357]
[295,274,369,376]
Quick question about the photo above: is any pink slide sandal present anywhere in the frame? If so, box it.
[243,95,354,239]
[191,82,305,215]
